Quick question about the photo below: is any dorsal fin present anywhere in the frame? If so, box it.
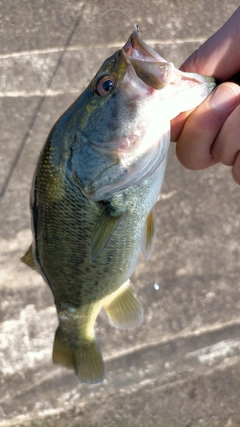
[21,244,36,269]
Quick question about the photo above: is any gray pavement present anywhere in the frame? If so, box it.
[1,1,240,426]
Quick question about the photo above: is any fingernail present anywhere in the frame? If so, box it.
[210,85,239,111]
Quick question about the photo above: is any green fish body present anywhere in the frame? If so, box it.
[23,30,215,383]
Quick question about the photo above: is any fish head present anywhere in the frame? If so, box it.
[69,30,215,200]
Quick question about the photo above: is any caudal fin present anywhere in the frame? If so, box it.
[52,326,104,384]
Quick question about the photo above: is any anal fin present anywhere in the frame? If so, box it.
[104,280,143,329]
[52,326,104,384]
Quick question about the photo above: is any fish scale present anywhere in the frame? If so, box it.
[22,30,215,384]
[34,136,155,303]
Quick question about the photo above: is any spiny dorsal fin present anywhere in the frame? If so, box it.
[90,206,123,262]
[52,326,104,384]
[104,280,143,329]
[141,208,157,261]
[21,244,36,269]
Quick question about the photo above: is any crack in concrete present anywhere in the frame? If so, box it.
[0,2,87,200]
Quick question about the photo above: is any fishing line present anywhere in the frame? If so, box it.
[100,8,139,32]
[91,8,140,58]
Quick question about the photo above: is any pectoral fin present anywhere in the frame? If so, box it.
[104,280,143,329]
[90,206,123,261]
[21,244,36,269]
[141,208,157,261]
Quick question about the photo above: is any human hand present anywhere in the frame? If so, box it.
[171,7,240,184]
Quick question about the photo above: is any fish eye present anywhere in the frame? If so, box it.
[96,75,115,96]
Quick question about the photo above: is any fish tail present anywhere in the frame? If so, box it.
[52,326,74,369]
[52,326,104,384]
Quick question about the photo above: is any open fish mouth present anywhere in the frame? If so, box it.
[122,30,215,91]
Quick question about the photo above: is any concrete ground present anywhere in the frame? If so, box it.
[1,1,240,426]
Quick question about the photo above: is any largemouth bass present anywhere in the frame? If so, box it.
[22,29,215,384]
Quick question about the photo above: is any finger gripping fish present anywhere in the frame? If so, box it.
[22,30,215,384]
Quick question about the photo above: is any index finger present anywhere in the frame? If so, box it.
[175,82,240,170]
[181,7,240,81]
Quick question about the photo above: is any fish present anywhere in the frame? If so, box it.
[22,29,215,384]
